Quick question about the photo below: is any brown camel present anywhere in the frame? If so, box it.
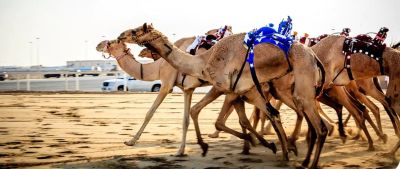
[118,23,328,168]
[311,35,400,159]
[138,31,391,167]
[95,26,233,156]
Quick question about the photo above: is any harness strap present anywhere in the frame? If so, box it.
[284,53,293,72]
[231,47,251,91]
[140,64,143,80]
[249,59,266,100]
[345,54,354,80]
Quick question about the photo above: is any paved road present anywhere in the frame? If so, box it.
[0,76,212,93]
[0,76,115,92]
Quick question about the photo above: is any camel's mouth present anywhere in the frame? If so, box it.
[96,40,110,52]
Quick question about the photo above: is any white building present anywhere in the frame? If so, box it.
[66,60,119,71]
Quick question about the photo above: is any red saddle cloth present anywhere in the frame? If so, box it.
[341,27,388,79]
[343,34,386,61]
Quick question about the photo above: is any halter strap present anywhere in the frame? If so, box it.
[114,48,131,61]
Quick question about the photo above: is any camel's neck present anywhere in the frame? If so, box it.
[116,53,161,81]
[148,38,208,79]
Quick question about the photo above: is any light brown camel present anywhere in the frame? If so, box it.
[118,23,327,168]
[95,26,233,156]
[96,40,204,156]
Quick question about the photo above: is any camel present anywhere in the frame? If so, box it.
[95,26,232,156]
[257,33,399,155]
[310,34,400,159]
[118,23,328,168]
[255,40,392,141]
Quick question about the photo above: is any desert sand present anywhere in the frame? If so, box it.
[0,92,399,169]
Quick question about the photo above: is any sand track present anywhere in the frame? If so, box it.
[0,92,398,168]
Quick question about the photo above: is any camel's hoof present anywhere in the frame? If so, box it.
[288,143,298,156]
[301,160,310,168]
[340,136,347,144]
[295,163,307,169]
[241,149,250,155]
[124,141,135,146]
[243,134,257,146]
[379,134,388,144]
[351,135,361,140]
[207,132,219,138]
[200,143,209,157]
[367,146,375,151]
[267,142,277,154]
[173,153,188,157]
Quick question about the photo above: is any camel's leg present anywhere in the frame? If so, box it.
[239,120,251,155]
[175,88,194,156]
[259,99,282,136]
[384,77,400,157]
[242,88,289,161]
[347,83,387,141]
[190,87,223,156]
[292,94,327,168]
[271,98,283,110]
[208,106,234,138]
[318,92,347,142]
[249,107,261,134]
[229,98,277,153]
[343,113,352,127]
[124,84,172,146]
[268,85,300,156]
[316,101,334,123]
[359,78,400,147]
[331,86,376,150]
[214,95,267,146]
[347,81,383,133]
[344,87,388,143]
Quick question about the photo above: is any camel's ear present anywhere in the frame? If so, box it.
[143,23,148,32]
[147,23,154,30]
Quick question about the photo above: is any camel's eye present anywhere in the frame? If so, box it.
[131,30,136,35]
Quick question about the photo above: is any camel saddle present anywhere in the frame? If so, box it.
[234,16,293,101]
[341,27,388,80]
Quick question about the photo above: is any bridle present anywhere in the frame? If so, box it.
[102,41,130,60]
[102,41,112,59]
[129,29,162,47]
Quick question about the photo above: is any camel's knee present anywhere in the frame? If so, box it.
[319,119,329,137]
[239,120,251,129]
[190,106,201,119]
[215,120,224,131]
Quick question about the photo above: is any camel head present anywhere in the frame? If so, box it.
[96,39,129,59]
[118,23,165,46]
[138,48,161,60]
[391,42,400,50]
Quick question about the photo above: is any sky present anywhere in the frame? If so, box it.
[0,0,399,67]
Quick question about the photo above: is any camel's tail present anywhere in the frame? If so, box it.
[315,57,326,98]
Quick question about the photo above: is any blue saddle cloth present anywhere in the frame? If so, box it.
[243,16,294,68]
